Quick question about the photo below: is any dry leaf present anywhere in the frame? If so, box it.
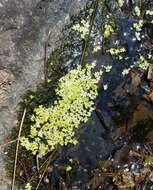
[114,82,126,97]
[128,70,141,94]
[128,101,153,129]
[144,92,153,102]
[89,173,105,188]
[147,64,153,81]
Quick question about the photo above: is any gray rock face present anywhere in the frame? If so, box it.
[0,0,88,189]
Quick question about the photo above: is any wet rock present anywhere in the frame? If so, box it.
[0,0,88,189]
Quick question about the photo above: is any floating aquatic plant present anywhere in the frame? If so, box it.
[139,56,150,70]
[133,20,143,41]
[102,65,112,73]
[146,9,153,23]
[72,19,90,39]
[93,45,101,53]
[20,63,102,157]
[122,68,131,76]
[135,31,141,41]
[107,47,126,60]
[144,155,153,166]
[146,10,153,16]
[117,0,124,8]
[24,183,32,190]
[103,22,115,39]
[134,6,141,17]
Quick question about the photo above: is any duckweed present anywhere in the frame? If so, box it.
[20,63,102,157]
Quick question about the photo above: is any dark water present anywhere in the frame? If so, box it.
[47,1,153,189]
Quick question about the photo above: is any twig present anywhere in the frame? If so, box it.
[95,109,109,130]
[0,139,18,151]
[35,146,59,190]
[98,172,118,177]
[29,151,55,183]
[11,108,27,190]
[36,154,40,177]
[29,155,50,182]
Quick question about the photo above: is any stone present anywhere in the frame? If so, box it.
[0,69,15,103]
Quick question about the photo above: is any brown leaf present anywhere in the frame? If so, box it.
[111,126,127,141]
[143,92,153,102]
[113,145,131,166]
[128,70,141,94]
[147,64,153,81]
[116,172,135,189]
[89,173,105,188]
[98,160,112,169]
[147,130,153,142]
[128,101,153,129]
[114,82,126,97]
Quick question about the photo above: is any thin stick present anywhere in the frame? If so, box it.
[35,146,59,190]
[29,155,50,182]
[11,108,27,190]
[0,139,18,150]
[95,109,109,130]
